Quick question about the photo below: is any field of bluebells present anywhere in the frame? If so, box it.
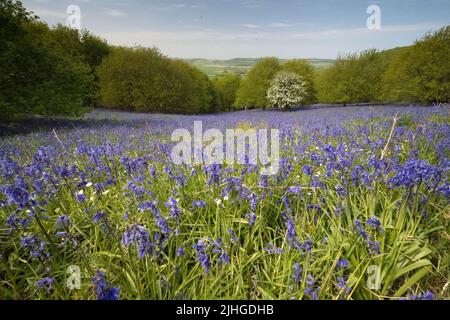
[0,105,449,300]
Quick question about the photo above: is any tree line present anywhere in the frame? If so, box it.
[1,0,449,119]
[316,26,450,105]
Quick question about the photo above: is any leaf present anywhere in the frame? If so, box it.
[394,267,431,297]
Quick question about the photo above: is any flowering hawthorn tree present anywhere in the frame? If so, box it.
[267,71,307,109]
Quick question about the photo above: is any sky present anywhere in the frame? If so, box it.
[22,0,450,59]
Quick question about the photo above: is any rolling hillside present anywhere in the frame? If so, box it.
[185,58,335,77]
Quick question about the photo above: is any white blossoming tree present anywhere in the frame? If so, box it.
[267,71,307,109]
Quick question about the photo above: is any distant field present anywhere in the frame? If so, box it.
[185,58,335,77]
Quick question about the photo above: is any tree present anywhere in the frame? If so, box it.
[234,57,281,109]
[282,60,316,104]
[213,73,241,111]
[0,1,95,119]
[267,71,307,109]
[381,26,450,103]
[96,47,216,114]
[315,50,387,105]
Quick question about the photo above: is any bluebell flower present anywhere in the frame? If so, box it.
[92,271,120,300]
[55,215,71,229]
[36,277,54,293]
[193,240,211,273]
[302,165,313,176]
[21,235,49,259]
[264,243,284,255]
[192,200,206,208]
[409,291,435,300]
[336,258,350,269]
[246,212,257,227]
[6,213,30,233]
[76,193,86,202]
[228,228,239,243]
[165,196,181,221]
[121,224,154,258]
[354,219,369,240]
[4,185,29,208]
[292,263,302,283]
[177,245,185,257]
[367,240,381,255]
[367,216,383,232]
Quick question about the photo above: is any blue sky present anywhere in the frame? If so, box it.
[22,0,450,59]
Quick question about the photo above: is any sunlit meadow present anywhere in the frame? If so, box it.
[0,105,449,300]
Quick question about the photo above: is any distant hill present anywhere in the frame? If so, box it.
[185,58,335,77]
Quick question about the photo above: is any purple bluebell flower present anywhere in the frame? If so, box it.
[292,263,302,283]
[302,165,313,176]
[92,271,120,300]
[121,224,154,258]
[6,214,30,233]
[36,277,54,293]
[409,291,435,300]
[367,216,383,232]
[193,240,211,273]
[192,200,206,208]
[55,215,70,229]
[246,212,257,227]
[21,235,49,259]
[177,245,185,257]
[228,228,239,243]
[354,219,369,240]
[264,243,284,255]
[336,258,350,269]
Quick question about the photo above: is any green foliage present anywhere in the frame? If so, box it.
[213,73,241,111]
[381,26,450,103]
[282,60,316,104]
[96,47,216,114]
[315,50,387,105]
[267,71,307,109]
[315,26,450,105]
[0,1,97,119]
[234,57,281,109]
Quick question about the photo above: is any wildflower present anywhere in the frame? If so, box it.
[264,243,284,255]
[76,193,86,202]
[193,240,211,273]
[92,271,120,300]
[292,263,302,283]
[246,212,257,227]
[288,185,301,194]
[121,224,154,258]
[354,219,369,240]
[302,165,313,176]
[409,291,435,300]
[36,277,54,293]
[228,228,239,243]
[55,215,70,229]
[6,213,30,233]
[367,216,383,232]
[367,240,381,255]
[177,245,185,257]
[4,185,29,208]
[21,235,49,259]
[336,258,350,269]
[165,196,181,221]
[192,200,206,208]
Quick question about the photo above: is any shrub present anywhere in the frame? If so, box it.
[267,71,307,109]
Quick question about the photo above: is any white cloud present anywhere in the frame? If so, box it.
[101,8,126,17]
[242,24,261,28]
